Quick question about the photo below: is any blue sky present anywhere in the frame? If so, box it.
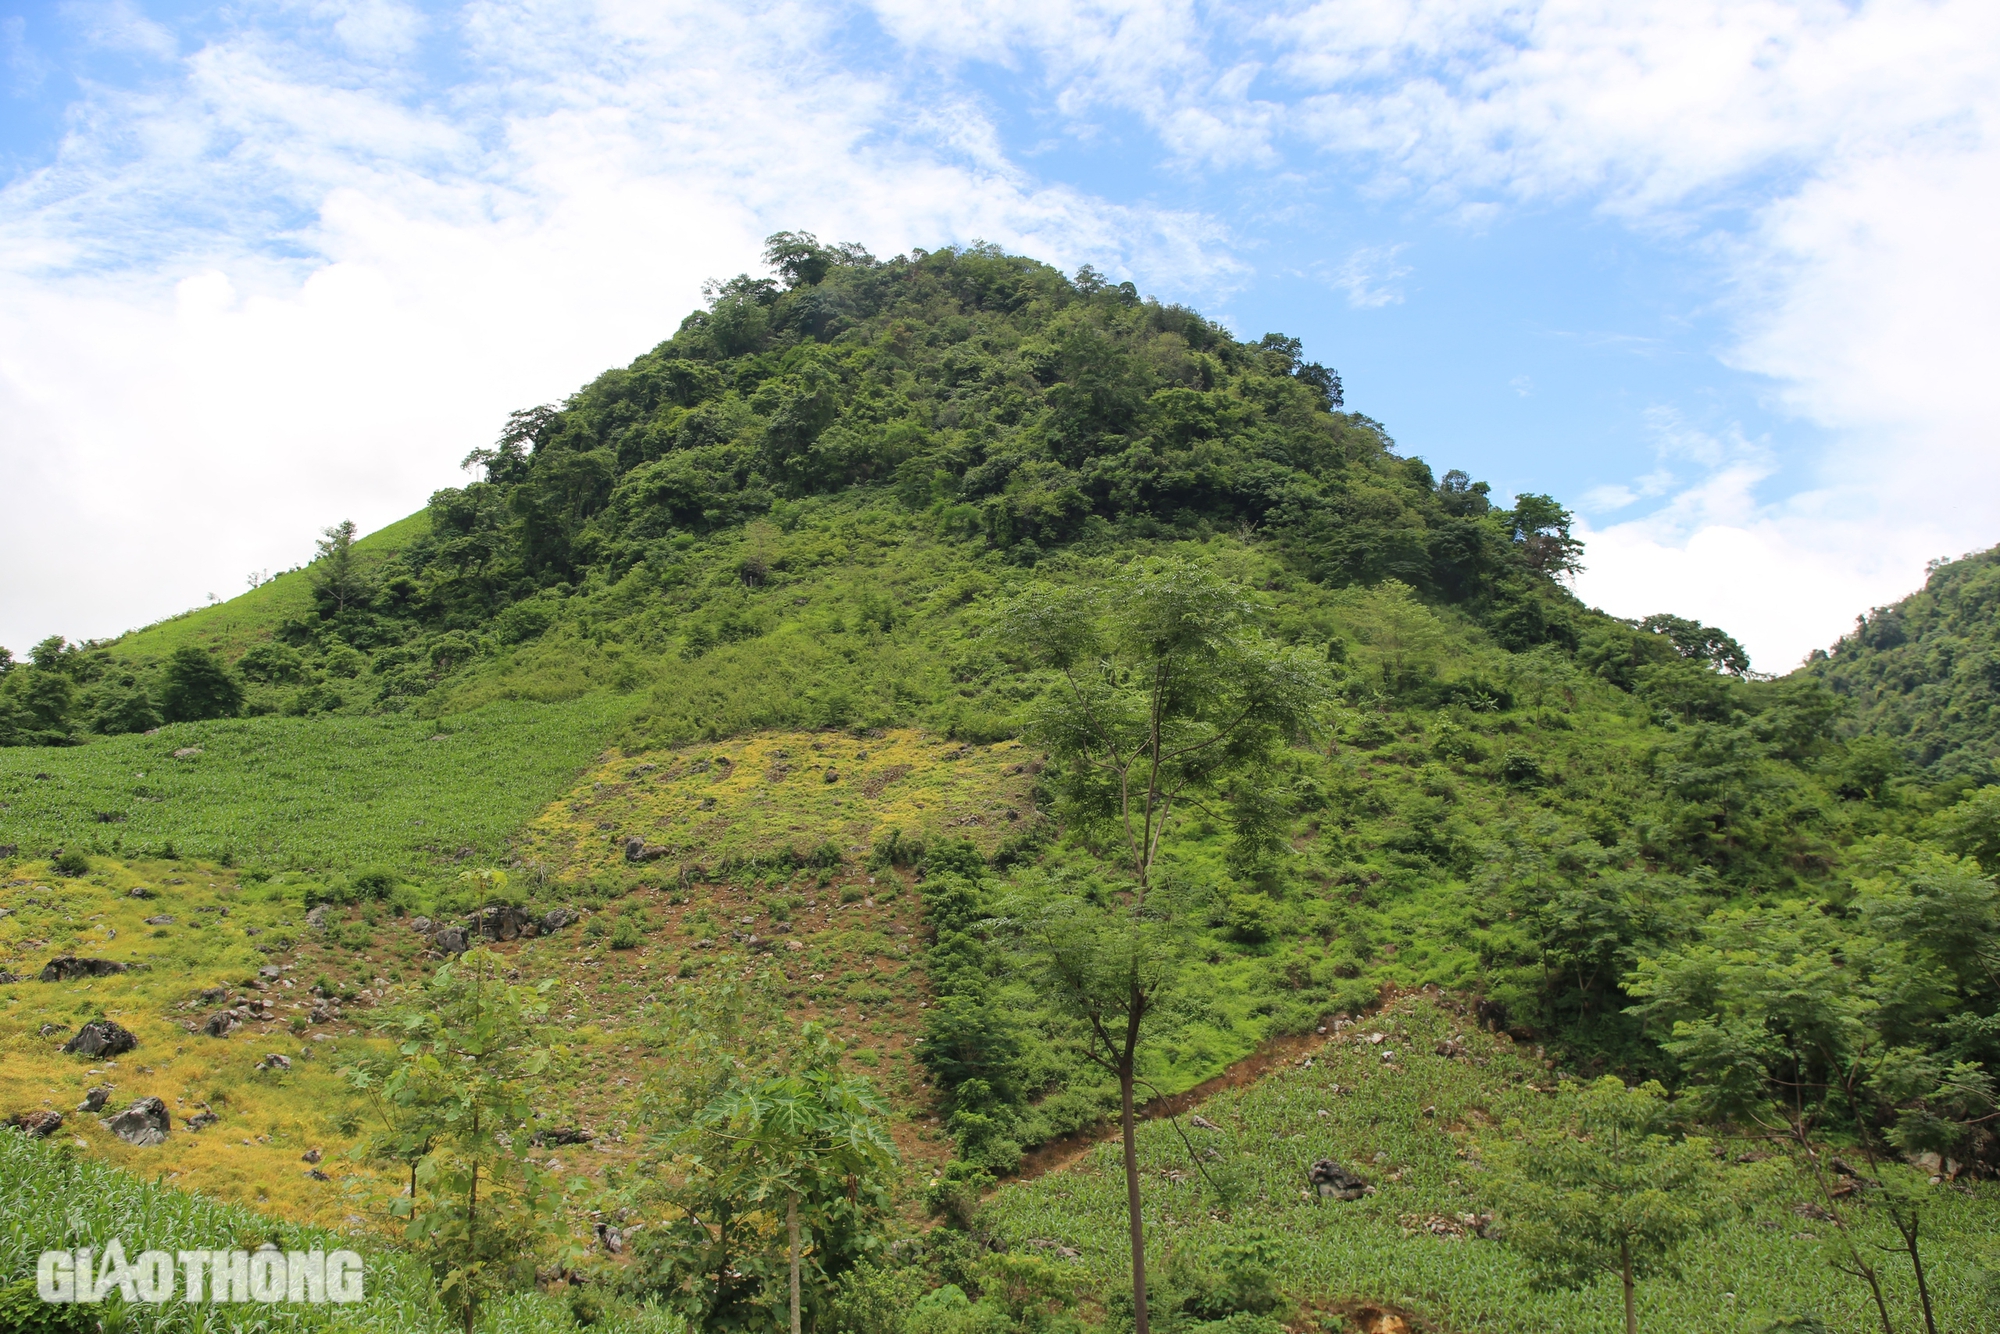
[2,0,1996,669]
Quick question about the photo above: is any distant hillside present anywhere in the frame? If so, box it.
[1804,544,2000,780]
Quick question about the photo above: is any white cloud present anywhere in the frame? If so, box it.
[60,0,177,60]
[0,0,1238,652]
[1323,242,1411,308]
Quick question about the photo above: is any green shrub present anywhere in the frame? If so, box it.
[611,918,643,949]
[50,849,89,877]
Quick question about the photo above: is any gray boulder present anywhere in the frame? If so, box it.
[623,836,669,863]
[40,957,129,982]
[256,1053,292,1072]
[77,1086,112,1113]
[103,1096,170,1146]
[432,926,469,955]
[1308,1158,1369,1202]
[541,907,579,933]
[471,903,536,942]
[61,1020,138,1057]
[202,1012,239,1038]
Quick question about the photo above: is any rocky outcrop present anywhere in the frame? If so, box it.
[103,1097,171,1146]
[623,836,670,863]
[472,903,537,942]
[1308,1158,1370,1202]
[530,1125,593,1148]
[61,1020,138,1057]
[6,1109,63,1138]
[40,957,129,982]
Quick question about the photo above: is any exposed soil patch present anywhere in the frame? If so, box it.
[1008,1022,1344,1184]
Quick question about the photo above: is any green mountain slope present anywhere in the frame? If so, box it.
[1803,544,2000,781]
[1,237,1996,1334]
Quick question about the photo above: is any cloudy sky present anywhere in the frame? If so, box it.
[2,0,1995,671]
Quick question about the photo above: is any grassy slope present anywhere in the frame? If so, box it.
[111,512,433,666]
[984,996,1999,1334]
[0,697,626,871]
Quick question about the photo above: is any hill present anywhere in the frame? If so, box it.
[1,236,1996,1334]
[1804,544,2000,782]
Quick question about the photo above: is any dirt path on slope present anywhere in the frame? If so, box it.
[1004,1020,1342,1185]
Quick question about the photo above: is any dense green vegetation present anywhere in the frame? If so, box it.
[1807,545,2000,781]
[2,235,1997,1333]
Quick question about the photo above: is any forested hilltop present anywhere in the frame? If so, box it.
[1,237,1996,1334]
[1807,544,2000,781]
[2,235,1604,741]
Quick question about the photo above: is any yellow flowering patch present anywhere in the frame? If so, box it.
[0,858,393,1230]
[515,729,1040,881]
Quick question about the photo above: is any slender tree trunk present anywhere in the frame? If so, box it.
[1792,1118,1896,1334]
[465,1160,480,1334]
[1620,1239,1636,1334]
[788,1194,802,1334]
[1895,1213,1938,1334]
[1120,1060,1148,1334]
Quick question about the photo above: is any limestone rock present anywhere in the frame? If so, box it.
[103,1096,171,1146]
[61,1020,138,1058]
[471,903,537,942]
[40,956,129,982]
[1308,1158,1369,1202]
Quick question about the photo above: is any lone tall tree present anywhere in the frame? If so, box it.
[1017,899,1178,1334]
[311,518,370,617]
[1003,559,1327,889]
